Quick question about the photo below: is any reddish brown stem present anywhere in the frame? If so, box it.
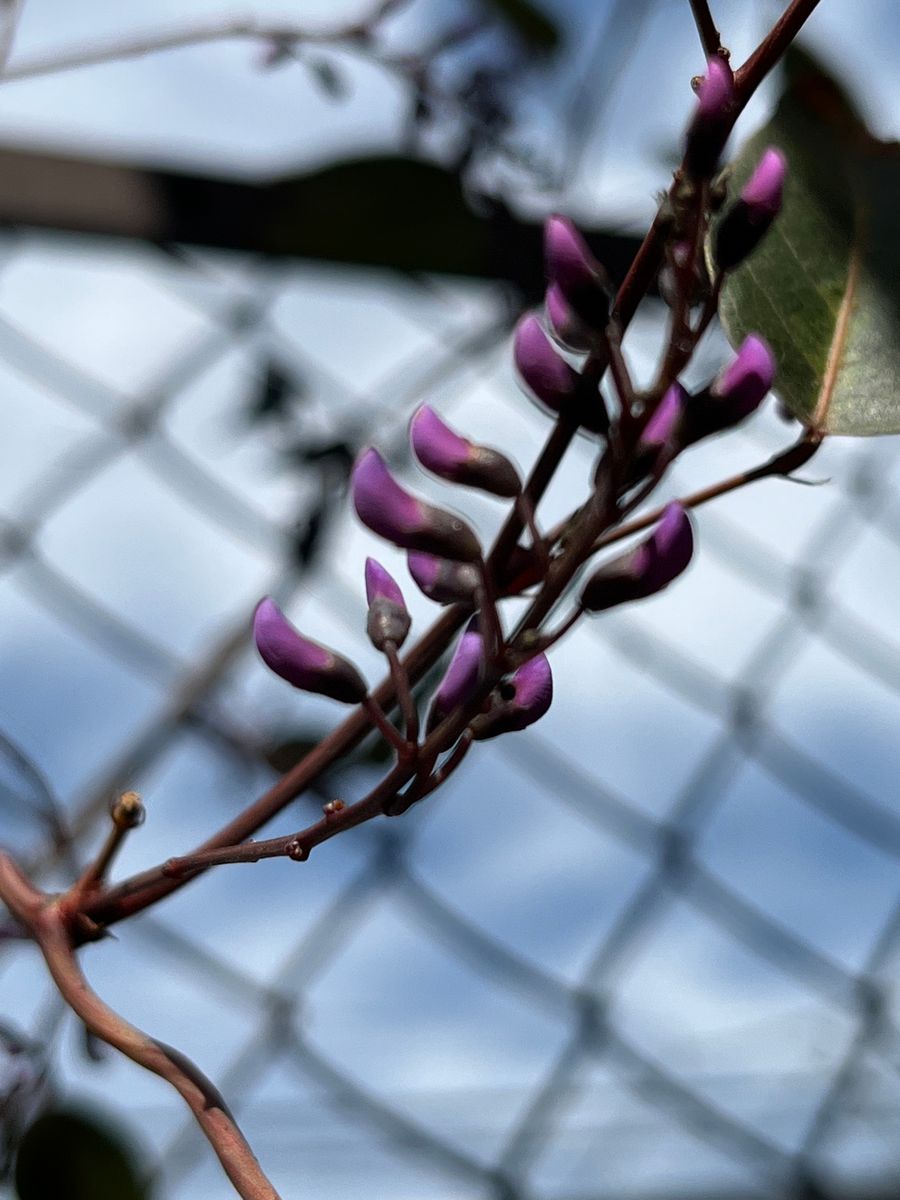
[0,855,280,1200]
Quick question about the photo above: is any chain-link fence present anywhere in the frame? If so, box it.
[2,218,900,1200]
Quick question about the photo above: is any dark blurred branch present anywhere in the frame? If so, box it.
[1,3,408,82]
[688,0,723,59]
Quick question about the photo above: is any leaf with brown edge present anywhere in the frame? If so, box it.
[717,50,900,436]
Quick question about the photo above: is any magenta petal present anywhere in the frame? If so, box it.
[644,502,694,591]
[352,448,481,561]
[514,314,580,412]
[470,654,553,739]
[253,598,367,703]
[713,335,776,418]
[742,147,787,217]
[408,552,479,605]
[410,405,471,476]
[364,558,410,650]
[685,56,735,178]
[545,285,593,352]
[352,448,424,541]
[426,631,484,732]
[697,56,733,120]
[409,405,520,497]
[580,503,694,612]
[642,384,685,448]
[365,557,405,608]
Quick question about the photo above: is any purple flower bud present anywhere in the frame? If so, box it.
[545,285,594,352]
[641,383,685,451]
[684,336,775,444]
[514,315,607,434]
[426,630,484,733]
[364,558,411,650]
[544,216,610,325]
[712,334,775,417]
[410,405,520,498]
[684,56,735,178]
[408,551,480,605]
[470,654,553,740]
[253,597,367,703]
[352,448,481,562]
[715,147,787,271]
[580,503,694,612]
[742,147,787,216]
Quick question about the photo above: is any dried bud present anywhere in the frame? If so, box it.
[470,654,553,740]
[545,285,594,352]
[514,315,607,434]
[254,597,367,703]
[408,551,480,605]
[715,148,787,271]
[365,558,411,650]
[426,630,484,734]
[544,216,611,325]
[410,405,520,498]
[352,448,481,562]
[684,56,735,179]
[580,503,694,612]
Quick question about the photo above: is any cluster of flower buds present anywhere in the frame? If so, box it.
[253,410,558,750]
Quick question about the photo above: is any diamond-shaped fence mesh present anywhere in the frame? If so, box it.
[2,220,900,1200]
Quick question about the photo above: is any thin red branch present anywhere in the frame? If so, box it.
[0,855,281,1200]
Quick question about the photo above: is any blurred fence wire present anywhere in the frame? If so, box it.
[3,210,900,1200]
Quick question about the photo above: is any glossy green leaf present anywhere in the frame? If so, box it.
[718,51,900,436]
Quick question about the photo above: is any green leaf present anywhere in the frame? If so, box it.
[15,1107,149,1200]
[718,50,900,436]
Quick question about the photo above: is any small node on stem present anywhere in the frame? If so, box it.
[287,840,309,863]
[111,790,145,831]
[322,799,345,818]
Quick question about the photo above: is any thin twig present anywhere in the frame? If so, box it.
[734,0,825,101]
[688,0,723,59]
[590,429,823,558]
[1,4,405,82]
[0,855,281,1200]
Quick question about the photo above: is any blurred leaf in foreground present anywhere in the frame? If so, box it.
[15,1107,149,1200]
[719,49,900,436]
[483,0,558,51]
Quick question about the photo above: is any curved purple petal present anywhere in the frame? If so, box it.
[253,598,367,703]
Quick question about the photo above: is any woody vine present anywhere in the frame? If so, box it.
[2,2,871,1197]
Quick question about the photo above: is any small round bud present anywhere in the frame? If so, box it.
[365,558,411,650]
